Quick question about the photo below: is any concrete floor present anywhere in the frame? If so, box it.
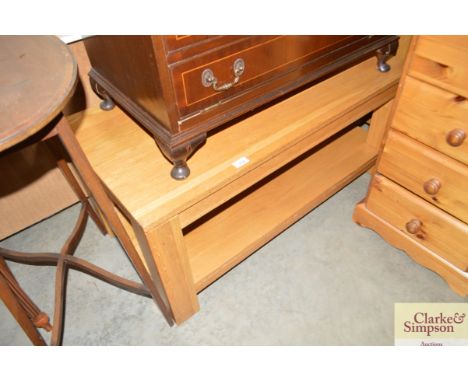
[1,173,466,345]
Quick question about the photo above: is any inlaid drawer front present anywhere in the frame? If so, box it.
[163,35,212,51]
[366,175,468,272]
[393,76,468,165]
[162,36,247,64]
[379,130,468,224]
[409,36,468,98]
[170,35,389,118]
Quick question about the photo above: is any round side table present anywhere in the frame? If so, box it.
[0,36,171,345]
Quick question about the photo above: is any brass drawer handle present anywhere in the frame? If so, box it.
[201,58,245,92]
[406,219,422,234]
[446,128,466,147]
[423,178,442,195]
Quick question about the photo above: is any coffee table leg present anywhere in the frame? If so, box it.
[366,100,394,151]
[133,217,200,324]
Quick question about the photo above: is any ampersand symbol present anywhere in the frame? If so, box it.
[454,313,466,324]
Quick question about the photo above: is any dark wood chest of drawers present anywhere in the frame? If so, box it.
[84,35,398,179]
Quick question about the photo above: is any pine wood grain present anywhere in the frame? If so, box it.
[186,127,376,291]
[393,76,468,165]
[133,217,199,324]
[366,175,468,272]
[409,35,468,99]
[70,40,409,323]
[355,36,468,297]
[179,85,397,228]
[379,130,468,224]
[71,53,405,231]
[354,202,468,297]
[367,100,394,151]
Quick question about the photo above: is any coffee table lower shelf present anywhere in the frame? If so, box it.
[116,127,376,293]
[187,127,376,291]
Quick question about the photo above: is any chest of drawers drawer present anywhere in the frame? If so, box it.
[163,35,221,53]
[408,35,468,98]
[366,175,468,272]
[170,35,379,120]
[379,130,468,223]
[163,36,246,63]
[392,76,468,165]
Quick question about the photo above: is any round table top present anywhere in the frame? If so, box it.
[0,36,77,152]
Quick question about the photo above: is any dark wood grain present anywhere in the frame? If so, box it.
[171,35,355,113]
[85,35,399,178]
[0,261,47,345]
[163,36,247,64]
[0,36,77,151]
[84,36,172,128]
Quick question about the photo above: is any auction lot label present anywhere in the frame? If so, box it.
[395,303,468,346]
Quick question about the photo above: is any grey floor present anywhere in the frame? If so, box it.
[1,173,466,345]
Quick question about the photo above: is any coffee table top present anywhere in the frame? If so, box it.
[0,36,77,152]
[71,54,405,230]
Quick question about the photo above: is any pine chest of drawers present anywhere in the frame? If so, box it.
[354,36,468,296]
[84,35,398,179]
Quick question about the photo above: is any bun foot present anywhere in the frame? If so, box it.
[171,161,190,180]
[156,133,206,180]
[90,77,115,111]
[99,94,115,111]
[375,40,399,73]
[377,59,391,73]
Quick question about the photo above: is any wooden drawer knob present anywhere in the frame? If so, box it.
[423,178,442,195]
[446,129,466,147]
[405,219,422,234]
